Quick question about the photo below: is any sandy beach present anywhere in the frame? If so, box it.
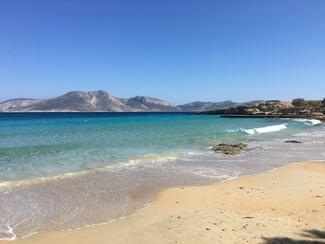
[7,162,325,244]
[2,0,325,242]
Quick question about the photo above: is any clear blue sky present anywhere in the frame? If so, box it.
[1,0,324,104]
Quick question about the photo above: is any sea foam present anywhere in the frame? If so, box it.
[227,124,287,135]
[244,124,287,134]
[292,119,322,126]
[0,224,17,241]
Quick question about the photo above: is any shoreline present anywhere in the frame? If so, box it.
[0,160,298,241]
[7,161,325,244]
[219,114,325,122]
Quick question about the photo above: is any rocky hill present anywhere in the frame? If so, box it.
[0,91,180,112]
[0,90,268,112]
[0,98,43,111]
[125,96,178,112]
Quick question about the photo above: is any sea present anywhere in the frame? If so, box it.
[0,112,324,240]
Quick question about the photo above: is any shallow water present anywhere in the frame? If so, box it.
[0,112,324,240]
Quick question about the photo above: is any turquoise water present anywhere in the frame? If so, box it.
[0,112,320,182]
[1,112,325,240]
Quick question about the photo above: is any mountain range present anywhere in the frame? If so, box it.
[0,90,262,112]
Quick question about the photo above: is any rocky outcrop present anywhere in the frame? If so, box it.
[206,101,294,116]
[211,143,248,155]
[284,140,302,144]
[201,100,325,121]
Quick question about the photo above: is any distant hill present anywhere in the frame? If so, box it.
[178,100,238,112]
[178,100,264,112]
[0,90,262,112]
[0,98,43,111]
[126,96,179,112]
[0,90,180,112]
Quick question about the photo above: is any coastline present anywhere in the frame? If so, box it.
[8,161,325,244]
[219,114,325,122]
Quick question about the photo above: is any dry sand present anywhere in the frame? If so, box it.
[7,162,325,244]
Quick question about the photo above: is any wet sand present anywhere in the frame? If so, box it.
[8,162,325,244]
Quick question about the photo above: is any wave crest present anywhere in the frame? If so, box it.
[226,124,287,135]
[292,119,322,126]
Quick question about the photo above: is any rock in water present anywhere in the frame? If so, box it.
[211,143,248,155]
[284,140,302,144]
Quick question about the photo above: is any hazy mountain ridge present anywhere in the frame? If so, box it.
[0,90,259,112]
[0,90,179,112]
[0,98,43,111]
[178,100,264,112]
[178,100,239,112]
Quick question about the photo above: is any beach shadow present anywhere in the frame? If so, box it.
[262,229,325,244]
[302,230,325,240]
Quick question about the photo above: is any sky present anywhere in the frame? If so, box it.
[0,0,324,104]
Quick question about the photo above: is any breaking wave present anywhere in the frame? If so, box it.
[292,119,322,126]
[226,124,288,135]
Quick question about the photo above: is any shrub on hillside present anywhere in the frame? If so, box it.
[292,98,306,107]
